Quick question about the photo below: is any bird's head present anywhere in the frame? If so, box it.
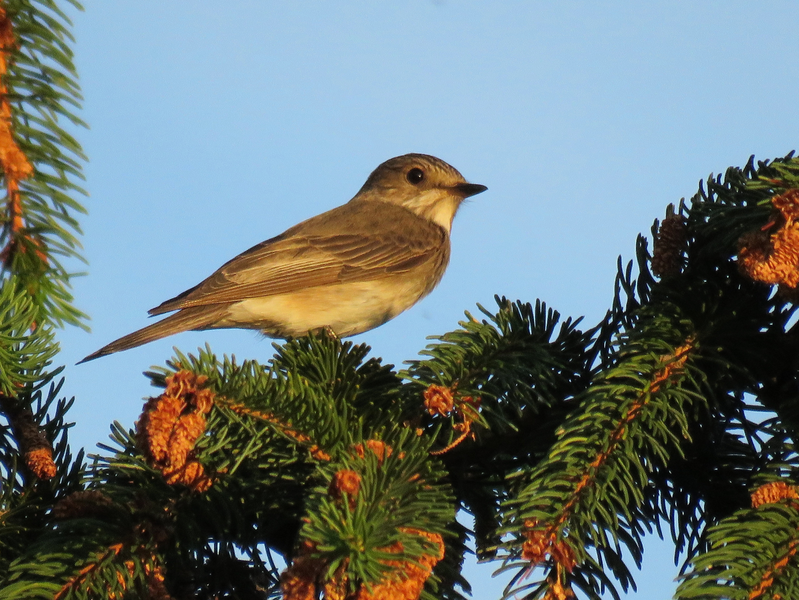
[352,153,487,232]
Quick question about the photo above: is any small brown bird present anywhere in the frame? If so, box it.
[80,154,486,362]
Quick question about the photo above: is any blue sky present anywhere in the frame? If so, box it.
[52,2,799,598]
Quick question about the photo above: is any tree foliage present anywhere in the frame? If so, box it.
[3,2,799,600]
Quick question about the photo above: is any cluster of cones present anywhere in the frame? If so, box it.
[738,189,799,299]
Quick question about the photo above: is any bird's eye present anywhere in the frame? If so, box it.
[406,167,425,185]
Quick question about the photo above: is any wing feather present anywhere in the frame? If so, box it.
[149,201,446,315]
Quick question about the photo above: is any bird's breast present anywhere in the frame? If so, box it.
[222,270,445,338]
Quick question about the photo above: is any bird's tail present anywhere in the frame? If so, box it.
[79,305,229,363]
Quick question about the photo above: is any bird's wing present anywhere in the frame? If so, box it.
[149,201,447,315]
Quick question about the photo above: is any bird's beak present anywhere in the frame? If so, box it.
[450,182,488,198]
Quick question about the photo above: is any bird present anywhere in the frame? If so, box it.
[80,153,487,363]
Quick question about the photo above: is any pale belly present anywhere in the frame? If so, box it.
[220,277,434,338]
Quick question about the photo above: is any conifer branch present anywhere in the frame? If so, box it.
[676,481,799,600]
[0,0,86,328]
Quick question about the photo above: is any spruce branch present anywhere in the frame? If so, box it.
[0,0,86,329]
[676,481,799,600]
[0,274,57,396]
[500,307,699,600]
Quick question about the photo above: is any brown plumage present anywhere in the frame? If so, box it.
[80,154,486,363]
